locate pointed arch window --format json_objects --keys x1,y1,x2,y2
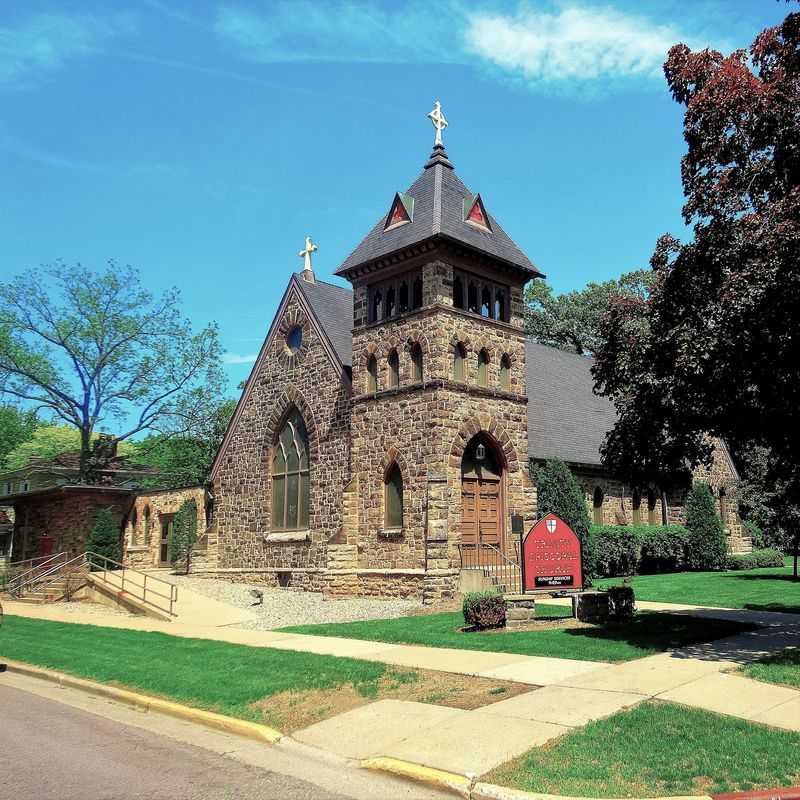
[
  {"x1": 477, "y1": 349, "x2": 490, "y2": 387},
  {"x1": 453, "y1": 275, "x2": 464, "y2": 310},
  {"x1": 385, "y1": 285, "x2": 396, "y2": 318},
  {"x1": 387, "y1": 349, "x2": 400, "y2": 388},
  {"x1": 411, "y1": 343, "x2": 423, "y2": 383},
  {"x1": 481, "y1": 286, "x2": 492, "y2": 317},
  {"x1": 130, "y1": 508, "x2": 138, "y2": 546},
  {"x1": 452, "y1": 342, "x2": 466, "y2": 381},
  {"x1": 399, "y1": 281, "x2": 409, "y2": 313},
  {"x1": 367, "y1": 355, "x2": 378, "y2": 393},
  {"x1": 499, "y1": 354, "x2": 511, "y2": 389},
  {"x1": 371, "y1": 289, "x2": 383, "y2": 323},
  {"x1": 385, "y1": 463, "x2": 404, "y2": 529},
  {"x1": 143, "y1": 507, "x2": 151, "y2": 545},
  {"x1": 412, "y1": 275, "x2": 423, "y2": 309},
  {"x1": 467, "y1": 281, "x2": 479, "y2": 314},
  {"x1": 593, "y1": 487, "x2": 604, "y2": 525},
  {"x1": 272, "y1": 409, "x2": 310, "y2": 532}
]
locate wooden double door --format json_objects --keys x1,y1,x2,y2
[{"x1": 461, "y1": 476, "x2": 503, "y2": 550}]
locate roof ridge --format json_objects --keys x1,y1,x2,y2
[
  {"x1": 526, "y1": 338, "x2": 596, "y2": 364},
  {"x1": 293, "y1": 273, "x2": 353, "y2": 294}
]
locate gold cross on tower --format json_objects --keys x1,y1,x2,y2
[
  {"x1": 427, "y1": 100, "x2": 448, "y2": 147},
  {"x1": 299, "y1": 236, "x2": 318, "y2": 274}
]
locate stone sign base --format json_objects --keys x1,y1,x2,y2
[{"x1": 504, "y1": 594, "x2": 537, "y2": 628}]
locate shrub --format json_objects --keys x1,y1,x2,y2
[
  {"x1": 685, "y1": 483, "x2": 728, "y2": 570},
  {"x1": 168, "y1": 499, "x2": 198, "y2": 574},
  {"x1": 607, "y1": 585, "x2": 636, "y2": 621},
  {"x1": 726, "y1": 548, "x2": 786, "y2": 571},
  {"x1": 586, "y1": 526, "x2": 641, "y2": 578},
  {"x1": 86, "y1": 508, "x2": 122, "y2": 565},
  {"x1": 638, "y1": 525, "x2": 689, "y2": 573},
  {"x1": 534, "y1": 459, "x2": 591, "y2": 546},
  {"x1": 462, "y1": 590, "x2": 506, "y2": 630}
]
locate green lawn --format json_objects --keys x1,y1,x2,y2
[
  {"x1": 487, "y1": 702, "x2": 800, "y2": 798},
  {"x1": 742, "y1": 647, "x2": 800, "y2": 689},
  {"x1": 281, "y1": 607, "x2": 755, "y2": 663},
  {"x1": 0, "y1": 615, "x2": 387, "y2": 723},
  {"x1": 596, "y1": 558, "x2": 800, "y2": 613}
]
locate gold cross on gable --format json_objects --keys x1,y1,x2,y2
[
  {"x1": 427, "y1": 100, "x2": 448, "y2": 147},
  {"x1": 299, "y1": 236, "x2": 317, "y2": 272}
]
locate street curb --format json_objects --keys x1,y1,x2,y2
[
  {"x1": 361, "y1": 757, "x2": 474, "y2": 797},
  {"x1": 472, "y1": 786, "x2": 711, "y2": 800},
  {"x1": 4, "y1": 660, "x2": 282, "y2": 744}
]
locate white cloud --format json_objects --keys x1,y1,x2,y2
[
  {"x1": 0, "y1": 12, "x2": 136, "y2": 89},
  {"x1": 464, "y1": 4, "x2": 719, "y2": 85},
  {"x1": 223, "y1": 352, "x2": 259, "y2": 365},
  {"x1": 214, "y1": 2, "x2": 461, "y2": 64}
]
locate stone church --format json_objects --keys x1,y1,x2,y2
[{"x1": 206, "y1": 110, "x2": 748, "y2": 604}]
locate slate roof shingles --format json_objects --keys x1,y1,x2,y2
[{"x1": 294, "y1": 275, "x2": 354, "y2": 367}]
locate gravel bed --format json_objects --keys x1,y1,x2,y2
[{"x1": 174, "y1": 576, "x2": 422, "y2": 630}]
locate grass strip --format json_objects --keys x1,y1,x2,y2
[
  {"x1": 282, "y1": 608, "x2": 755, "y2": 663},
  {"x1": 596, "y1": 559, "x2": 800, "y2": 613},
  {"x1": 486, "y1": 701, "x2": 800, "y2": 798},
  {"x1": 0, "y1": 615, "x2": 386, "y2": 723},
  {"x1": 742, "y1": 647, "x2": 800, "y2": 689}
]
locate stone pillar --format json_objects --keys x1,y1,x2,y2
[{"x1": 423, "y1": 470, "x2": 458, "y2": 605}]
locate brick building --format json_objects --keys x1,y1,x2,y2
[{"x1": 208, "y1": 123, "x2": 748, "y2": 603}]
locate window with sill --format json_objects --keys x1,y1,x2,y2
[
  {"x1": 452, "y1": 342, "x2": 466, "y2": 381},
  {"x1": 477, "y1": 349, "x2": 490, "y2": 388},
  {"x1": 271, "y1": 409, "x2": 310, "y2": 532},
  {"x1": 387, "y1": 349, "x2": 400, "y2": 388},
  {"x1": 410, "y1": 343, "x2": 423, "y2": 382}
]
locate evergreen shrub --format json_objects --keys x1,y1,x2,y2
[
  {"x1": 586, "y1": 526, "x2": 641, "y2": 578},
  {"x1": 607, "y1": 585, "x2": 636, "y2": 620},
  {"x1": 86, "y1": 508, "x2": 122, "y2": 566},
  {"x1": 533, "y1": 459, "x2": 591, "y2": 546},
  {"x1": 685, "y1": 483, "x2": 728, "y2": 570},
  {"x1": 168, "y1": 499, "x2": 198, "y2": 574}
]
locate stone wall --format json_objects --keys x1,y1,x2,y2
[
  {"x1": 10, "y1": 489, "x2": 129, "y2": 562},
  {"x1": 568, "y1": 436, "x2": 750, "y2": 554},
  {"x1": 123, "y1": 485, "x2": 207, "y2": 569},
  {"x1": 211, "y1": 282, "x2": 351, "y2": 577}
]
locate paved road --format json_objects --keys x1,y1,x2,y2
[{"x1": 0, "y1": 677, "x2": 447, "y2": 800}]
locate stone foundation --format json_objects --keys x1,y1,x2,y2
[{"x1": 504, "y1": 594, "x2": 538, "y2": 628}]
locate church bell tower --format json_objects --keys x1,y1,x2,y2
[{"x1": 334, "y1": 102, "x2": 540, "y2": 603}]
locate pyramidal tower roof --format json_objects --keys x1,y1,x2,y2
[{"x1": 335, "y1": 105, "x2": 542, "y2": 279}]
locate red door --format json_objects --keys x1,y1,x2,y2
[{"x1": 38, "y1": 536, "x2": 55, "y2": 558}]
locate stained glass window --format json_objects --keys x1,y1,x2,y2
[
  {"x1": 385, "y1": 463, "x2": 403, "y2": 529},
  {"x1": 271, "y1": 409, "x2": 310, "y2": 531}
]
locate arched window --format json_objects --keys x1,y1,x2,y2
[
  {"x1": 385, "y1": 285, "x2": 396, "y2": 318},
  {"x1": 371, "y1": 289, "x2": 383, "y2": 323},
  {"x1": 385, "y1": 463, "x2": 403, "y2": 529},
  {"x1": 143, "y1": 507, "x2": 151, "y2": 544},
  {"x1": 399, "y1": 281, "x2": 409, "y2": 313},
  {"x1": 499, "y1": 354, "x2": 511, "y2": 389},
  {"x1": 495, "y1": 289, "x2": 506, "y2": 322},
  {"x1": 387, "y1": 350, "x2": 400, "y2": 388},
  {"x1": 272, "y1": 409, "x2": 310, "y2": 531},
  {"x1": 467, "y1": 281, "x2": 479, "y2": 314},
  {"x1": 452, "y1": 342, "x2": 466, "y2": 381},
  {"x1": 647, "y1": 488, "x2": 657, "y2": 525},
  {"x1": 593, "y1": 487, "x2": 604, "y2": 525},
  {"x1": 719, "y1": 487, "x2": 727, "y2": 520},
  {"x1": 130, "y1": 508, "x2": 138, "y2": 546},
  {"x1": 477, "y1": 349, "x2": 490, "y2": 387},
  {"x1": 367, "y1": 355, "x2": 378, "y2": 393},
  {"x1": 411, "y1": 343, "x2": 423, "y2": 383},
  {"x1": 481, "y1": 286, "x2": 492, "y2": 317},
  {"x1": 632, "y1": 488, "x2": 642, "y2": 525}
]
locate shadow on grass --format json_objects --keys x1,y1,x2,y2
[
  {"x1": 745, "y1": 602, "x2": 800, "y2": 614},
  {"x1": 559, "y1": 613, "x2": 757, "y2": 655}
]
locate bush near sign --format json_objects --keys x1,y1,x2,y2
[{"x1": 521, "y1": 513, "x2": 583, "y2": 593}]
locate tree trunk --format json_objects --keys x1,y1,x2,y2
[
  {"x1": 661, "y1": 489, "x2": 668, "y2": 526},
  {"x1": 793, "y1": 530, "x2": 798, "y2": 582},
  {"x1": 79, "y1": 428, "x2": 92, "y2": 484}
]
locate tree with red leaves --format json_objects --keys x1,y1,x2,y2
[{"x1": 593, "y1": 8, "x2": 800, "y2": 575}]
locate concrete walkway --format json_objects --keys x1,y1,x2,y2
[{"x1": 4, "y1": 597, "x2": 800, "y2": 778}]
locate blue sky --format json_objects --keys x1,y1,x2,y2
[{"x1": 0, "y1": 1, "x2": 787, "y2": 392}]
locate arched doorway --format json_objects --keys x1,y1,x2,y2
[{"x1": 460, "y1": 433, "x2": 505, "y2": 554}]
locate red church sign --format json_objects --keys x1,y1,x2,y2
[{"x1": 521, "y1": 513, "x2": 583, "y2": 592}]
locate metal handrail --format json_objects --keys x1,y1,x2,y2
[
  {"x1": 5, "y1": 552, "x2": 68, "y2": 593},
  {"x1": 7, "y1": 551, "x2": 178, "y2": 617},
  {"x1": 458, "y1": 541, "x2": 522, "y2": 593}
]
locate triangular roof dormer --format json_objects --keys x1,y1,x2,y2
[
  {"x1": 464, "y1": 193, "x2": 491, "y2": 232},
  {"x1": 384, "y1": 192, "x2": 414, "y2": 230}
]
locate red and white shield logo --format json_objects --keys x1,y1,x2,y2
[{"x1": 546, "y1": 519, "x2": 557, "y2": 534}]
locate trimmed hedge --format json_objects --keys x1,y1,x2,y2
[
  {"x1": 462, "y1": 590, "x2": 506, "y2": 629},
  {"x1": 726, "y1": 548, "x2": 785, "y2": 571},
  {"x1": 585, "y1": 525, "x2": 688, "y2": 578}
]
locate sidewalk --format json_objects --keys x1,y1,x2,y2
[{"x1": 4, "y1": 596, "x2": 799, "y2": 778}]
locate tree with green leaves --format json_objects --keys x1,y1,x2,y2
[
  {"x1": 0, "y1": 404, "x2": 39, "y2": 469},
  {"x1": 86, "y1": 508, "x2": 122, "y2": 564},
  {"x1": 684, "y1": 483, "x2": 728, "y2": 571},
  {"x1": 593, "y1": 8, "x2": 800, "y2": 579},
  {"x1": 131, "y1": 399, "x2": 236, "y2": 489},
  {"x1": 168, "y1": 499, "x2": 198, "y2": 574},
  {"x1": 525, "y1": 269, "x2": 654, "y2": 356},
  {"x1": 0, "y1": 261, "x2": 224, "y2": 483},
  {"x1": 533, "y1": 459, "x2": 591, "y2": 544}
]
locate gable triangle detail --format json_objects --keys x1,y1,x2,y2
[
  {"x1": 464, "y1": 193, "x2": 491, "y2": 231},
  {"x1": 384, "y1": 192, "x2": 414, "y2": 230}
]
